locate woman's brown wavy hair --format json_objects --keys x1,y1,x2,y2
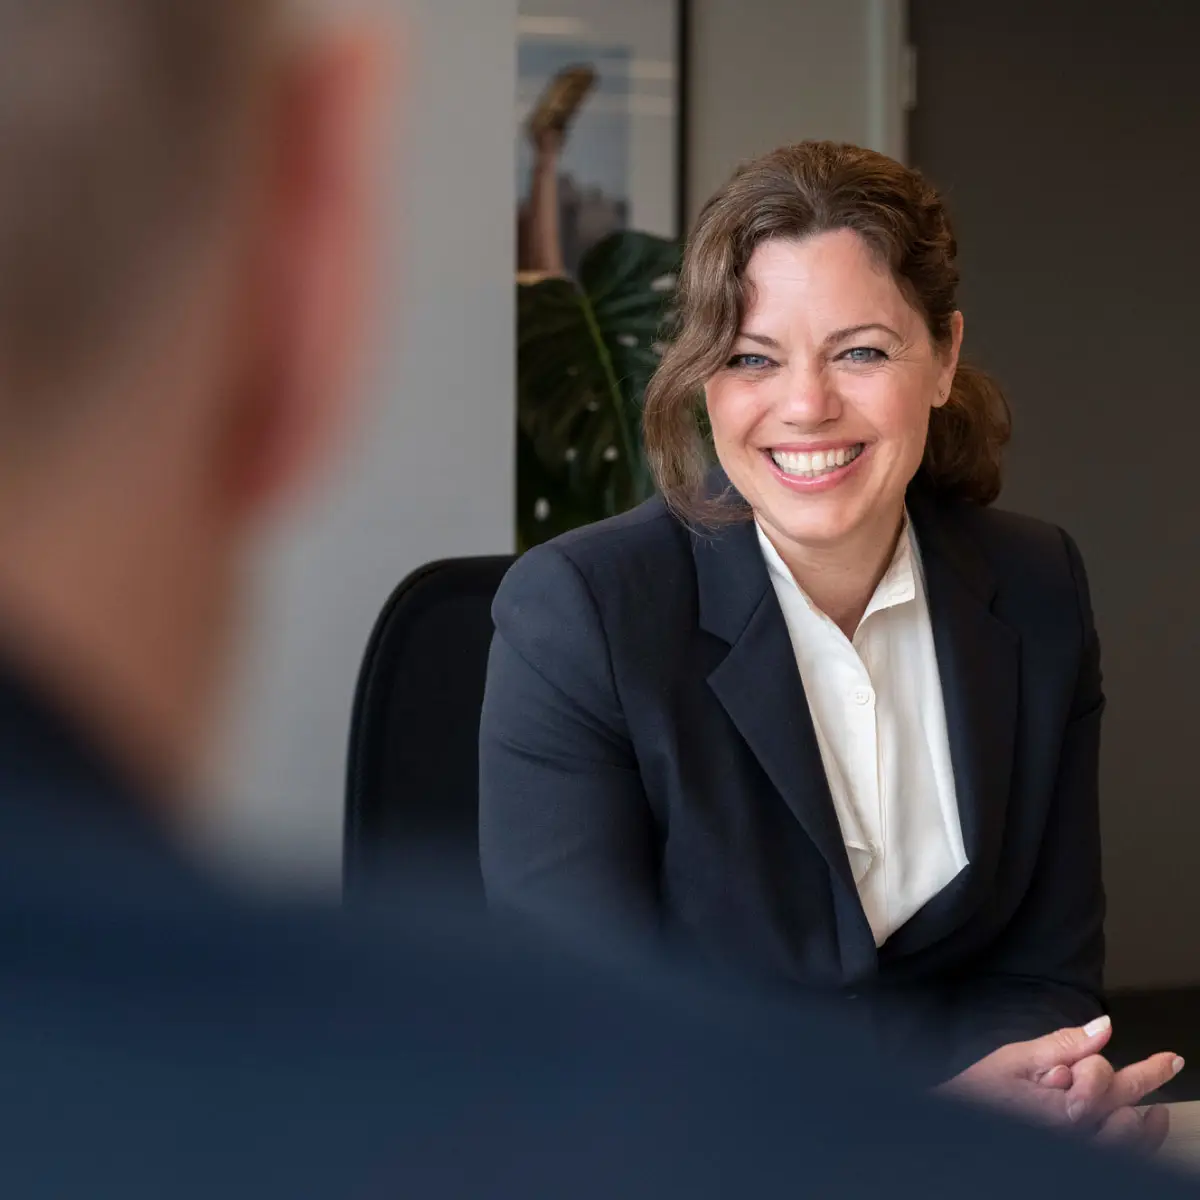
[{"x1": 642, "y1": 141, "x2": 1010, "y2": 523}]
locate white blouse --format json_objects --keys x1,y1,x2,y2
[{"x1": 756, "y1": 516, "x2": 968, "y2": 946}]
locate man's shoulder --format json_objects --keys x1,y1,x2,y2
[{"x1": 0, "y1": 888, "x2": 1188, "y2": 1200}]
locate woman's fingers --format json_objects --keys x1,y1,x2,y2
[
  {"x1": 1107, "y1": 1052, "x2": 1184, "y2": 1112},
  {"x1": 1095, "y1": 1105, "x2": 1145, "y2": 1147},
  {"x1": 940, "y1": 1025, "x2": 1180, "y2": 1140},
  {"x1": 1139, "y1": 1104, "x2": 1172, "y2": 1154},
  {"x1": 1062, "y1": 1054, "x2": 1114, "y2": 1123},
  {"x1": 1095, "y1": 1104, "x2": 1170, "y2": 1153},
  {"x1": 1025, "y1": 1016, "x2": 1114, "y2": 1077},
  {"x1": 1038, "y1": 1064, "x2": 1073, "y2": 1091}
]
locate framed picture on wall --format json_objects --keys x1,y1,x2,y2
[{"x1": 516, "y1": 0, "x2": 688, "y2": 279}]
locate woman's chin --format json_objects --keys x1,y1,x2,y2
[
  {"x1": 759, "y1": 508, "x2": 864, "y2": 552},
  {"x1": 748, "y1": 465, "x2": 906, "y2": 552}
]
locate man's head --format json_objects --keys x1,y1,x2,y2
[{"x1": 0, "y1": 0, "x2": 387, "y2": 799}]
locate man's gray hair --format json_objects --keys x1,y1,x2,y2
[{"x1": 0, "y1": 0, "x2": 280, "y2": 407}]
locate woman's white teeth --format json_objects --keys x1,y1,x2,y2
[{"x1": 771, "y1": 444, "x2": 863, "y2": 478}]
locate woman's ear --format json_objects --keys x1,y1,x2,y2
[{"x1": 934, "y1": 310, "x2": 965, "y2": 407}]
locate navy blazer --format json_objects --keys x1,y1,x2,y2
[{"x1": 479, "y1": 481, "x2": 1107, "y2": 1075}]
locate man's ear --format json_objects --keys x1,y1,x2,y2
[{"x1": 220, "y1": 20, "x2": 392, "y2": 522}]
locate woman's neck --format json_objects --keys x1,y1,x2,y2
[{"x1": 764, "y1": 504, "x2": 906, "y2": 640}]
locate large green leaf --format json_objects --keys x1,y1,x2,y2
[
  {"x1": 517, "y1": 230, "x2": 680, "y2": 548},
  {"x1": 515, "y1": 426, "x2": 602, "y2": 553}
]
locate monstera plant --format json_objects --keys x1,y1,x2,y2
[{"x1": 517, "y1": 230, "x2": 681, "y2": 550}]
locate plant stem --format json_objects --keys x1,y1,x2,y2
[{"x1": 578, "y1": 290, "x2": 638, "y2": 493}]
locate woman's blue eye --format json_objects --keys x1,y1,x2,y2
[
  {"x1": 841, "y1": 346, "x2": 887, "y2": 365},
  {"x1": 728, "y1": 353, "x2": 772, "y2": 370}
]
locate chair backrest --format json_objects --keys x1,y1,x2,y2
[{"x1": 344, "y1": 555, "x2": 515, "y2": 897}]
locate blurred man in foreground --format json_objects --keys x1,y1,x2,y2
[{"x1": 0, "y1": 2, "x2": 1193, "y2": 1197}]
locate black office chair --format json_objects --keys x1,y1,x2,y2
[{"x1": 343, "y1": 555, "x2": 515, "y2": 899}]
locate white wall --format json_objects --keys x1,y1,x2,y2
[
  {"x1": 687, "y1": 0, "x2": 909, "y2": 223},
  {"x1": 203, "y1": 0, "x2": 517, "y2": 892}
]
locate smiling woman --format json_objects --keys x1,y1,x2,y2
[
  {"x1": 479, "y1": 140, "x2": 1180, "y2": 1149},
  {"x1": 644, "y1": 141, "x2": 1010, "y2": 529},
  {"x1": 701, "y1": 229, "x2": 962, "y2": 636}
]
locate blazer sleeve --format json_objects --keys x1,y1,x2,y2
[
  {"x1": 939, "y1": 528, "x2": 1106, "y2": 1071},
  {"x1": 478, "y1": 544, "x2": 661, "y2": 951}
]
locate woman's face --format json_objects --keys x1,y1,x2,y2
[{"x1": 705, "y1": 230, "x2": 962, "y2": 557}]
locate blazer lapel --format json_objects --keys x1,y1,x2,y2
[
  {"x1": 691, "y1": 496, "x2": 877, "y2": 976},
  {"x1": 884, "y1": 488, "x2": 1020, "y2": 959}
]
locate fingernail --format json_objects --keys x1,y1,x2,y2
[
  {"x1": 1173, "y1": 1056, "x2": 1185, "y2": 1076},
  {"x1": 1067, "y1": 1100, "x2": 1086, "y2": 1123},
  {"x1": 1083, "y1": 1015, "x2": 1111, "y2": 1038}
]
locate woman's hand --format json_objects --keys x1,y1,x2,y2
[{"x1": 938, "y1": 1016, "x2": 1182, "y2": 1153}]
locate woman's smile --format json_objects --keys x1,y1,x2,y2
[{"x1": 765, "y1": 442, "x2": 868, "y2": 490}]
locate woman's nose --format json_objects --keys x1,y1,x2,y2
[{"x1": 779, "y1": 366, "x2": 841, "y2": 427}]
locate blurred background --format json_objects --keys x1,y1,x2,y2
[{"x1": 203, "y1": 0, "x2": 1200, "y2": 994}]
